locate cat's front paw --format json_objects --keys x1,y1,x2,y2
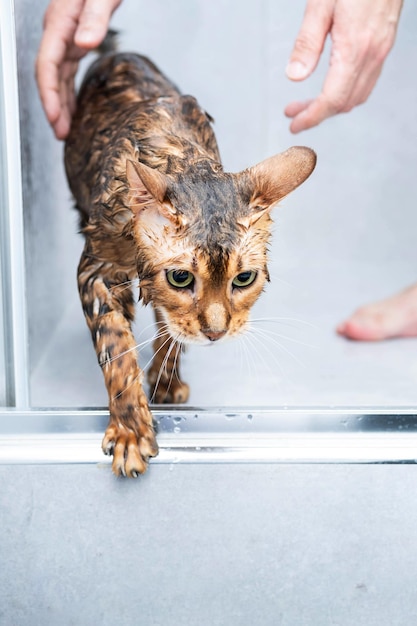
[
  {"x1": 102, "y1": 417, "x2": 159, "y2": 478},
  {"x1": 148, "y1": 374, "x2": 190, "y2": 404}
]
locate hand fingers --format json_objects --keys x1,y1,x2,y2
[
  {"x1": 53, "y1": 62, "x2": 78, "y2": 139},
  {"x1": 75, "y1": 0, "x2": 122, "y2": 48},
  {"x1": 35, "y1": 0, "x2": 83, "y2": 132},
  {"x1": 36, "y1": 29, "x2": 79, "y2": 139},
  {"x1": 336, "y1": 63, "x2": 384, "y2": 121},
  {"x1": 286, "y1": 0, "x2": 334, "y2": 81},
  {"x1": 286, "y1": 45, "x2": 387, "y2": 133},
  {"x1": 35, "y1": 38, "x2": 69, "y2": 125},
  {"x1": 284, "y1": 99, "x2": 313, "y2": 118},
  {"x1": 285, "y1": 0, "x2": 403, "y2": 133},
  {"x1": 36, "y1": 0, "x2": 122, "y2": 138},
  {"x1": 287, "y1": 43, "x2": 362, "y2": 133}
]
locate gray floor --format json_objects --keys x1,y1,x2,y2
[
  {"x1": 28, "y1": 0, "x2": 417, "y2": 409},
  {"x1": 2, "y1": 463, "x2": 417, "y2": 626}
]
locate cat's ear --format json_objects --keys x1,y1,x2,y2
[
  {"x1": 242, "y1": 147, "x2": 316, "y2": 226},
  {"x1": 126, "y1": 160, "x2": 181, "y2": 225}
]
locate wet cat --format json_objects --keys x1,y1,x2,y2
[{"x1": 64, "y1": 47, "x2": 316, "y2": 478}]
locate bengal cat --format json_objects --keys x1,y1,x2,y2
[{"x1": 64, "y1": 48, "x2": 316, "y2": 478}]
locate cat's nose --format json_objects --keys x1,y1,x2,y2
[{"x1": 203, "y1": 329, "x2": 227, "y2": 342}]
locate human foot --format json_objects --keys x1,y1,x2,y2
[{"x1": 337, "y1": 284, "x2": 417, "y2": 341}]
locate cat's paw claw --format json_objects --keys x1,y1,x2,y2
[
  {"x1": 103, "y1": 441, "x2": 115, "y2": 456},
  {"x1": 102, "y1": 422, "x2": 158, "y2": 477}
]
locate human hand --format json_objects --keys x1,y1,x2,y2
[
  {"x1": 285, "y1": 0, "x2": 403, "y2": 133},
  {"x1": 36, "y1": 0, "x2": 122, "y2": 140}
]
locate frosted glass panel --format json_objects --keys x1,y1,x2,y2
[{"x1": 7, "y1": 0, "x2": 417, "y2": 410}]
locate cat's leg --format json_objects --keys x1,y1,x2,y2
[
  {"x1": 78, "y1": 249, "x2": 158, "y2": 477},
  {"x1": 147, "y1": 308, "x2": 190, "y2": 404}
]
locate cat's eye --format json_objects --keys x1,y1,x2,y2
[
  {"x1": 166, "y1": 269, "x2": 195, "y2": 289},
  {"x1": 232, "y1": 271, "x2": 257, "y2": 289}
]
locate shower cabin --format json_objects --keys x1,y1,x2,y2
[{"x1": 1, "y1": 0, "x2": 417, "y2": 624}]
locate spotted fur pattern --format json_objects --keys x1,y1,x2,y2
[{"x1": 65, "y1": 49, "x2": 316, "y2": 477}]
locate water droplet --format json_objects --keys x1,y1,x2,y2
[
  {"x1": 169, "y1": 457, "x2": 180, "y2": 471},
  {"x1": 247, "y1": 414, "x2": 253, "y2": 421},
  {"x1": 173, "y1": 416, "x2": 182, "y2": 425},
  {"x1": 173, "y1": 426, "x2": 181, "y2": 434},
  {"x1": 225, "y1": 413, "x2": 237, "y2": 420}
]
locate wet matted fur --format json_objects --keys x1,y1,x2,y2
[{"x1": 65, "y1": 49, "x2": 316, "y2": 477}]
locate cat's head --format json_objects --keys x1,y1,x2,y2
[{"x1": 126, "y1": 147, "x2": 316, "y2": 345}]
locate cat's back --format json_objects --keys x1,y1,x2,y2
[
  {"x1": 78, "y1": 52, "x2": 180, "y2": 110},
  {"x1": 65, "y1": 53, "x2": 180, "y2": 211},
  {"x1": 65, "y1": 51, "x2": 220, "y2": 223},
  {"x1": 67, "y1": 52, "x2": 182, "y2": 164}
]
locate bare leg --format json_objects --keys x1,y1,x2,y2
[
  {"x1": 147, "y1": 308, "x2": 190, "y2": 404},
  {"x1": 337, "y1": 283, "x2": 417, "y2": 341}
]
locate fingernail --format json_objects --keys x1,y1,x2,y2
[
  {"x1": 75, "y1": 27, "x2": 96, "y2": 45},
  {"x1": 286, "y1": 61, "x2": 308, "y2": 80}
]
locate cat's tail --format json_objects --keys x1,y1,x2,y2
[{"x1": 97, "y1": 29, "x2": 119, "y2": 55}]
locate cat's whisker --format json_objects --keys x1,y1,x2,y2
[
  {"x1": 106, "y1": 340, "x2": 148, "y2": 365},
  {"x1": 111, "y1": 332, "x2": 175, "y2": 401},
  {"x1": 250, "y1": 316, "x2": 318, "y2": 330},
  {"x1": 252, "y1": 326, "x2": 318, "y2": 350},
  {"x1": 108, "y1": 278, "x2": 139, "y2": 293},
  {"x1": 170, "y1": 337, "x2": 186, "y2": 387},
  {"x1": 245, "y1": 332, "x2": 289, "y2": 385},
  {"x1": 149, "y1": 333, "x2": 182, "y2": 403},
  {"x1": 105, "y1": 327, "x2": 172, "y2": 365},
  {"x1": 244, "y1": 329, "x2": 283, "y2": 379},
  {"x1": 237, "y1": 333, "x2": 259, "y2": 381},
  {"x1": 249, "y1": 329, "x2": 288, "y2": 390},
  {"x1": 160, "y1": 338, "x2": 176, "y2": 379},
  {"x1": 152, "y1": 322, "x2": 171, "y2": 338},
  {"x1": 166, "y1": 341, "x2": 183, "y2": 394},
  {"x1": 236, "y1": 335, "x2": 252, "y2": 377},
  {"x1": 110, "y1": 364, "x2": 146, "y2": 400},
  {"x1": 160, "y1": 334, "x2": 184, "y2": 385},
  {"x1": 141, "y1": 331, "x2": 176, "y2": 374},
  {"x1": 147, "y1": 326, "x2": 172, "y2": 343},
  {"x1": 165, "y1": 335, "x2": 186, "y2": 384},
  {"x1": 265, "y1": 273, "x2": 294, "y2": 288},
  {"x1": 247, "y1": 326, "x2": 306, "y2": 369},
  {"x1": 110, "y1": 336, "x2": 173, "y2": 399},
  {"x1": 242, "y1": 336, "x2": 257, "y2": 378},
  {"x1": 133, "y1": 319, "x2": 165, "y2": 341}
]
